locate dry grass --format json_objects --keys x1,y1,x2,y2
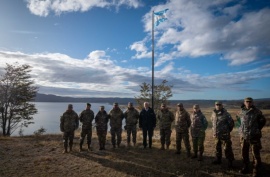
[{"x1": 1, "y1": 108, "x2": 270, "y2": 177}]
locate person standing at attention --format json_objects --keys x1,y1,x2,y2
[
  {"x1": 60, "y1": 104, "x2": 79, "y2": 153},
  {"x1": 79, "y1": 103, "x2": 94, "y2": 152},
  {"x1": 139, "y1": 102, "x2": 156, "y2": 149}
]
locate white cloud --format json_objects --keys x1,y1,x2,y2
[
  {"x1": 26, "y1": 0, "x2": 142, "y2": 16},
  {"x1": 130, "y1": 40, "x2": 151, "y2": 59},
  {"x1": 140, "y1": 0, "x2": 270, "y2": 67},
  {"x1": 1, "y1": 50, "x2": 269, "y2": 98},
  {"x1": 224, "y1": 47, "x2": 258, "y2": 66}
]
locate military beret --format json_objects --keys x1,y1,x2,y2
[
  {"x1": 177, "y1": 103, "x2": 183, "y2": 107},
  {"x1": 244, "y1": 97, "x2": 253, "y2": 102},
  {"x1": 113, "y1": 102, "x2": 118, "y2": 106},
  {"x1": 68, "y1": 104, "x2": 73, "y2": 108},
  {"x1": 100, "y1": 106, "x2": 105, "y2": 109},
  {"x1": 193, "y1": 104, "x2": 200, "y2": 109},
  {"x1": 86, "y1": 103, "x2": 91, "y2": 106},
  {"x1": 215, "y1": 101, "x2": 222, "y2": 105}
]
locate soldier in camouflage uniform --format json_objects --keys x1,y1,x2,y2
[
  {"x1": 79, "y1": 103, "x2": 94, "y2": 152},
  {"x1": 124, "y1": 102, "x2": 140, "y2": 147},
  {"x1": 95, "y1": 106, "x2": 109, "y2": 150},
  {"x1": 211, "y1": 101, "x2": 235, "y2": 168},
  {"x1": 157, "y1": 103, "x2": 174, "y2": 150},
  {"x1": 238, "y1": 97, "x2": 266, "y2": 177},
  {"x1": 108, "y1": 102, "x2": 124, "y2": 148},
  {"x1": 60, "y1": 104, "x2": 79, "y2": 153},
  {"x1": 190, "y1": 104, "x2": 208, "y2": 161},
  {"x1": 174, "y1": 103, "x2": 191, "y2": 157}
]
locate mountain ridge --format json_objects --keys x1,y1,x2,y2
[{"x1": 34, "y1": 93, "x2": 270, "y2": 108}]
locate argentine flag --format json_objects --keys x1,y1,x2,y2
[{"x1": 154, "y1": 9, "x2": 169, "y2": 26}]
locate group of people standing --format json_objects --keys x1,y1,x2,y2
[{"x1": 60, "y1": 97, "x2": 266, "y2": 177}]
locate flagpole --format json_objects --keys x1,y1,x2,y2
[{"x1": 151, "y1": 11, "x2": 154, "y2": 110}]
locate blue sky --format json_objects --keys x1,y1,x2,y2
[{"x1": 0, "y1": 0, "x2": 270, "y2": 100}]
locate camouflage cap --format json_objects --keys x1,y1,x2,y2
[
  {"x1": 193, "y1": 104, "x2": 200, "y2": 109},
  {"x1": 177, "y1": 103, "x2": 183, "y2": 107},
  {"x1": 113, "y1": 102, "x2": 118, "y2": 106},
  {"x1": 244, "y1": 97, "x2": 253, "y2": 102},
  {"x1": 100, "y1": 105, "x2": 105, "y2": 109},
  {"x1": 215, "y1": 101, "x2": 222, "y2": 105},
  {"x1": 68, "y1": 104, "x2": 73, "y2": 108},
  {"x1": 86, "y1": 103, "x2": 91, "y2": 106}
]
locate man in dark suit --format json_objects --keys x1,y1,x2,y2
[{"x1": 139, "y1": 102, "x2": 156, "y2": 149}]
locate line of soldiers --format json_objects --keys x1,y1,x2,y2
[{"x1": 60, "y1": 97, "x2": 266, "y2": 177}]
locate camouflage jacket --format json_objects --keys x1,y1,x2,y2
[
  {"x1": 239, "y1": 106, "x2": 266, "y2": 140},
  {"x1": 174, "y1": 109, "x2": 191, "y2": 133},
  {"x1": 191, "y1": 110, "x2": 208, "y2": 137},
  {"x1": 211, "y1": 108, "x2": 234, "y2": 139},
  {"x1": 109, "y1": 108, "x2": 124, "y2": 128},
  {"x1": 157, "y1": 109, "x2": 174, "y2": 129},
  {"x1": 60, "y1": 110, "x2": 79, "y2": 132},
  {"x1": 95, "y1": 111, "x2": 109, "y2": 132},
  {"x1": 124, "y1": 108, "x2": 139, "y2": 126},
  {"x1": 79, "y1": 109, "x2": 94, "y2": 130}
]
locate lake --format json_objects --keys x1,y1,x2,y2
[{"x1": 13, "y1": 102, "x2": 126, "y2": 136}]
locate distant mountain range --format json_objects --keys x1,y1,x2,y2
[
  {"x1": 34, "y1": 93, "x2": 134, "y2": 105},
  {"x1": 34, "y1": 93, "x2": 270, "y2": 109}
]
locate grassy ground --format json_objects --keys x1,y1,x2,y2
[{"x1": 1, "y1": 108, "x2": 270, "y2": 177}]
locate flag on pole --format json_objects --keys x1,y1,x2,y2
[{"x1": 154, "y1": 9, "x2": 169, "y2": 26}]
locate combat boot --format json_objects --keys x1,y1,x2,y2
[
  {"x1": 133, "y1": 142, "x2": 136, "y2": 147},
  {"x1": 69, "y1": 142, "x2": 73, "y2": 152},
  {"x1": 227, "y1": 160, "x2": 233, "y2": 169},
  {"x1": 175, "y1": 150, "x2": 181, "y2": 154},
  {"x1": 79, "y1": 142, "x2": 83, "y2": 152},
  {"x1": 252, "y1": 162, "x2": 262, "y2": 177},
  {"x1": 252, "y1": 167, "x2": 258, "y2": 177},
  {"x1": 113, "y1": 144, "x2": 116, "y2": 149},
  {"x1": 187, "y1": 150, "x2": 191, "y2": 157},
  {"x1": 212, "y1": 158, "x2": 222, "y2": 165},
  {"x1": 166, "y1": 144, "x2": 170, "y2": 150},
  {"x1": 240, "y1": 164, "x2": 249, "y2": 174},
  {"x1": 160, "y1": 144, "x2": 165, "y2": 150},
  {"x1": 127, "y1": 142, "x2": 131, "y2": 147},
  {"x1": 87, "y1": 143, "x2": 92, "y2": 151},
  {"x1": 191, "y1": 152, "x2": 197, "y2": 159},
  {"x1": 63, "y1": 145, "x2": 68, "y2": 154},
  {"x1": 99, "y1": 142, "x2": 102, "y2": 150}
]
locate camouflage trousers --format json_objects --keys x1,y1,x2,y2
[
  {"x1": 97, "y1": 130, "x2": 107, "y2": 146},
  {"x1": 176, "y1": 131, "x2": 191, "y2": 152},
  {"x1": 214, "y1": 138, "x2": 234, "y2": 161},
  {"x1": 192, "y1": 136, "x2": 205, "y2": 153},
  {"x1": 126, "y1": 125, "x2": 137, "y2": 144},
  {"x1": 63, "y1": 131, "x2": 75, "y2": 147},
  {"x1": 110, "y1": 127, "x2": 122, "y2": 146},
  {"x1": 80, "y1": 128, "x2": 92, "y2": 145},
  {"x1": 240, "y1": 137, "x2": 262, "y2": 168},
  {"x1": 160, "y1": 128, "x2": 172, "y2": 146}
]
